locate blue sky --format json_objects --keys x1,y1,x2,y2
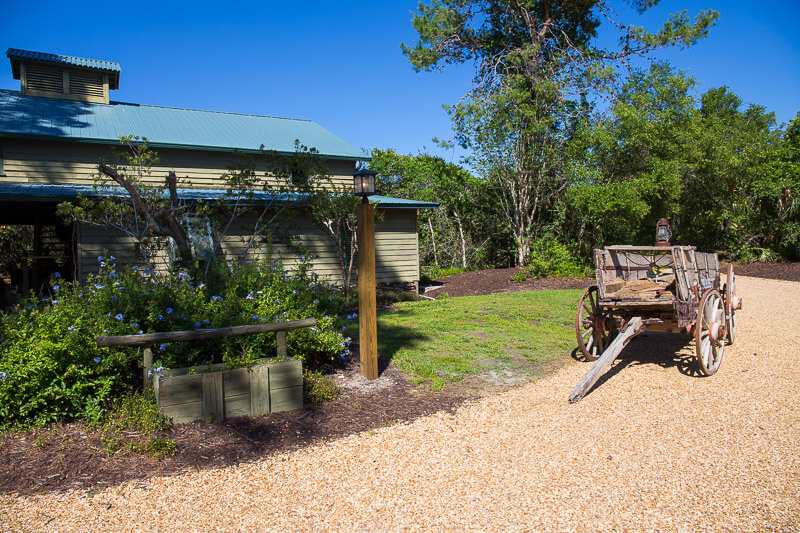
[{"x1": 2, "y1": 1, "x2": 798, "y2": 164}]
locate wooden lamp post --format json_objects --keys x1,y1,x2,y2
[{"x1": 353, "y1": 168, "x2": 378, "y2": 379}]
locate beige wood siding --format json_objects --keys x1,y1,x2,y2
[
  {"x1": 0, "y1": 139, "x2": 355, "y2": 191},
  {"x1": 77, "y1": 208, "x2": 420, "y2": 285}
]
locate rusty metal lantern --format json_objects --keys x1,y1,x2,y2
[{"x1": 655, "y1": 218, "x2": 671, "y2": 247}]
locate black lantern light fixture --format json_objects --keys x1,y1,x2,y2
[{"x1": 353, "y1": 168, "x2": 377, "y2": 201}]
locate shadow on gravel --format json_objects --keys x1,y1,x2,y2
[{"x1": 573, "y1": 331, "x2": 706, "y2": 400}]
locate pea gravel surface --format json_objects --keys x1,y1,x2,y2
[{"x1": 2, "y1": 276, "x2": 798, "y2": 531}]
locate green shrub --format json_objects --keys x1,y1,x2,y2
[
  {"x1": 98, "y1": 392, "x2": 175, "y2": 458},
  {"x1": 303, "y1": 370, "x2": 340, "y2": 404},
  {"x1": 420, "y1": 265, "x2": 467, "y2": 283},
  {"x1": 510, "y1": 270, "x2": 528, "y2": 283},
  {"x1": 0, "y1": 255, "x2": 353, "y2": 428},
  {"x1": 527, "y1": 235, "x2": 590, "y2": 279}
]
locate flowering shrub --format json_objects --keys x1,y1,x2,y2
[{"x1": 0, "y1": 256, "x2": 353, "y2": 428}]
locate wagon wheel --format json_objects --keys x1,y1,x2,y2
[
  {"x1": 695, "y1": 288, "x2": 727, "y2": 376},
  {"x1": 723, "y1": 263, "x2": 738, "y2": 345},
  {"x1": 575, "y1": 286, "x2": 614, "y2": 361}
]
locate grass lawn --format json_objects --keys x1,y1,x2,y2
[{"x1": 373, "y1": 289, "x2": 582, "y2": 390}]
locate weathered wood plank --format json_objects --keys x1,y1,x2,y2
[
  {"x1": 270, "y1": 386, "x2": 303, "y2": 413},
  {"x1": 202, "y1": 372, "x2": 224, "y2": 423},
  {"x1": 157, "y1": 373, "x2": 203, "y2": 407},
  {"x1": 569, "y1": 316, "x2": 644, "y2": 403},
  {"x1": 250, "y1": 365, "x2": 270, "y2": 416},
  {"x1": 97, "y1": 318, "x2": 316, "y2": 347},
  {"x1": 268, "y1": 360, "x2": 302, "y2": 390},
  {"x1": 223, "y1": 394, "x2": 251, "y2": 419},
  {"x1": 162, "y1": 401, "x2": 204, "y2": 424},
  {"x1": 222, "y1": 367, "x2": 250, "y2": 398}
]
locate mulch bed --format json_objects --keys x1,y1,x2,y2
[{"x1": 2, "y1": 262, "x2": 797, "y2": 496}]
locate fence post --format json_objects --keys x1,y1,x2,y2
[
  {"x1": 276, "y1": 331, "x2": 287, "y2": 358},
  {"x1": 143, "y1": 345, "x2": 153, "y2": 390}
]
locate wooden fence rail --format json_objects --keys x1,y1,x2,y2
[{"x1": 96, "y1": 318, "x2": 317, "y2": 388}]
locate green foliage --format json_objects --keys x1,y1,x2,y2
[
  {"x1": 307, "y1": 185, "x2": 361, "y2": 299},
  {"x1": 510, "y1": 271, "x2": 528, "y2": 283},
  {"x1": 303, "y1": 370, "x2": 340, "y2": 404},
  {"x1": 420, "y1": 265, "x2": 467, "y2": 283},
  {"x1": 370, "y1": 149, "x2": 493, "y2": 270},
  {"x1": 98, "y1": 392, "x2": 175, "y2": 458},
  {"x1": 378, "y1": 289, "x2": 580, "y2": 390},
  {"x1": 526, "y1": 235, "x2": 589, "y2": 279},
  {"x1": 0, "y1": 256, "x2": 353, "y2": 429},
  {"x1": 402, "y1": 0, "x2": 717, "y2": 265}
]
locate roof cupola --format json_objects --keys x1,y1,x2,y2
[{"x1": 6, "y1": 48, "x2": 120, "y2": 104}]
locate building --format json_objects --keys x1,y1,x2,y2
[{"x1": 0, "y1": 48, "x2": 434, "y2": 298}]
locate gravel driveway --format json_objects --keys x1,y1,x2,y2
[{"x1": 2, "y1": 276, "x2": 798, "y2": 531}]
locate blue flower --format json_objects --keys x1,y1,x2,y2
[
  {"x1": 157, "y1": 314, "x2": 164, "y2": 321},
  {"x1": 67, "y1": 326, "x2": 76, "y2": 332},
  {"x1": 110, "y1": 255, "x2": 116, "y2": 261},
  {"x1": 159, "y1": 344, "x2": 167, "y2": 351},
  {"x1": 93, "y1": 357, "x2": 102, "y2": 364},
  {"x1": 0, "y1": 371, "x2": 7, "y2": 380},
  {"x1": 53, "y1": 285, "x2": 60, "y2": 292},
  {"x1": 110, "y1": 295, "x2": 117, "y2": 301},
  {"x1": 194, "y1": 322, "x2": 202, "y2": 328},
  {"x1": 154, "y1": 366, "x2": 165, "y2": 372},
  {"x1": 94, "y1": 284, "x2": 105, "y2": 290},
  {"x1": 97, "y1": 256, "x2": 103, "y2": 263},
  {"x1": 51, "y1": 300, "x2": 59, "y2": 305},
  {"x1": 211, "y1": 295, "x2": 223, "y2": 302},
  {"x1": 132, "y1": 322, "x2": 139, "y2": 328},
  {"x1": 53, "y1": 272, "x2": 61, "y2": 278},
  {"x1": 166, "y1": 307, "x2": 174, "y2": 314},
  {"x1": 251, "y1": 314, "x2": 259, "y2": 320},
  {"x1": 328, "y1": 297, "x2": 333, "y2": 301},
  {"x1": 246, "y1": 292, "x2": 254, "y2": 300},
  {"x1": 298, "y1": 254, "x2": 305, "y2": 260},
  {"x1": 310, "y1": 327, "x2": 317, "y2": 333},
  {"x1": 114, "y1": 314, "x2": 124, "y2": 321},
  {"x1": 198, "y1": 283, "x2": 206, "y2": 290}
]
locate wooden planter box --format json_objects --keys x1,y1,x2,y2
[{"x1": 152, "y1": 359, "x2": 303, "y2": 424}]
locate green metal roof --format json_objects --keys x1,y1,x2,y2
[
  {"x1": 0, "y1": 89, "x2": 368, "y2": 160},
  {"x1": 0, "y1": 183, "x2": 438, "y2": 209},
  {"x1": 6, "y1": 48, "x2": 121, "y2": 89}
]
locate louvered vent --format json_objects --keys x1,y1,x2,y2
[
  {"x1": 25, "y1": 64, "x2": 64, "y2": 94},
  {"x1": 69, "y1": 70, "x2": 105, "y2": 99}
]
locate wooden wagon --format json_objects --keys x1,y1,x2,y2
[{"x1": 569, "y1": 243, "x2": 742, "y2": 403}]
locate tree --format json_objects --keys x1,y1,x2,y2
[
  {"x1": 563, "y1": 62, "x2": 698, "y2": 254},
  {"x1": 680, "y1": 88, "x2": 788, "y2": 259},
  {"x1": 307, "y1": 186, "x2": 361, "y2": 299},
  {"x1": 369, "y1": 149, "x2": 493, "y2": 269},
  {"x1": 58, "y1": 136, "x2": 191, "y2": 269},
  {"x1": 402, "y1": 0, "x2": 718, "y2": 264},
  {"x1": 58, "y1": 137, "x2": 325, "y2": 271}
]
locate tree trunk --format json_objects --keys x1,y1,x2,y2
[
  {"x1": 427, "y1": 217, "x2": 439, "y2": 267},
  {"x1": 454, "y1": 212, "x2": 467, "y2": 269}
]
